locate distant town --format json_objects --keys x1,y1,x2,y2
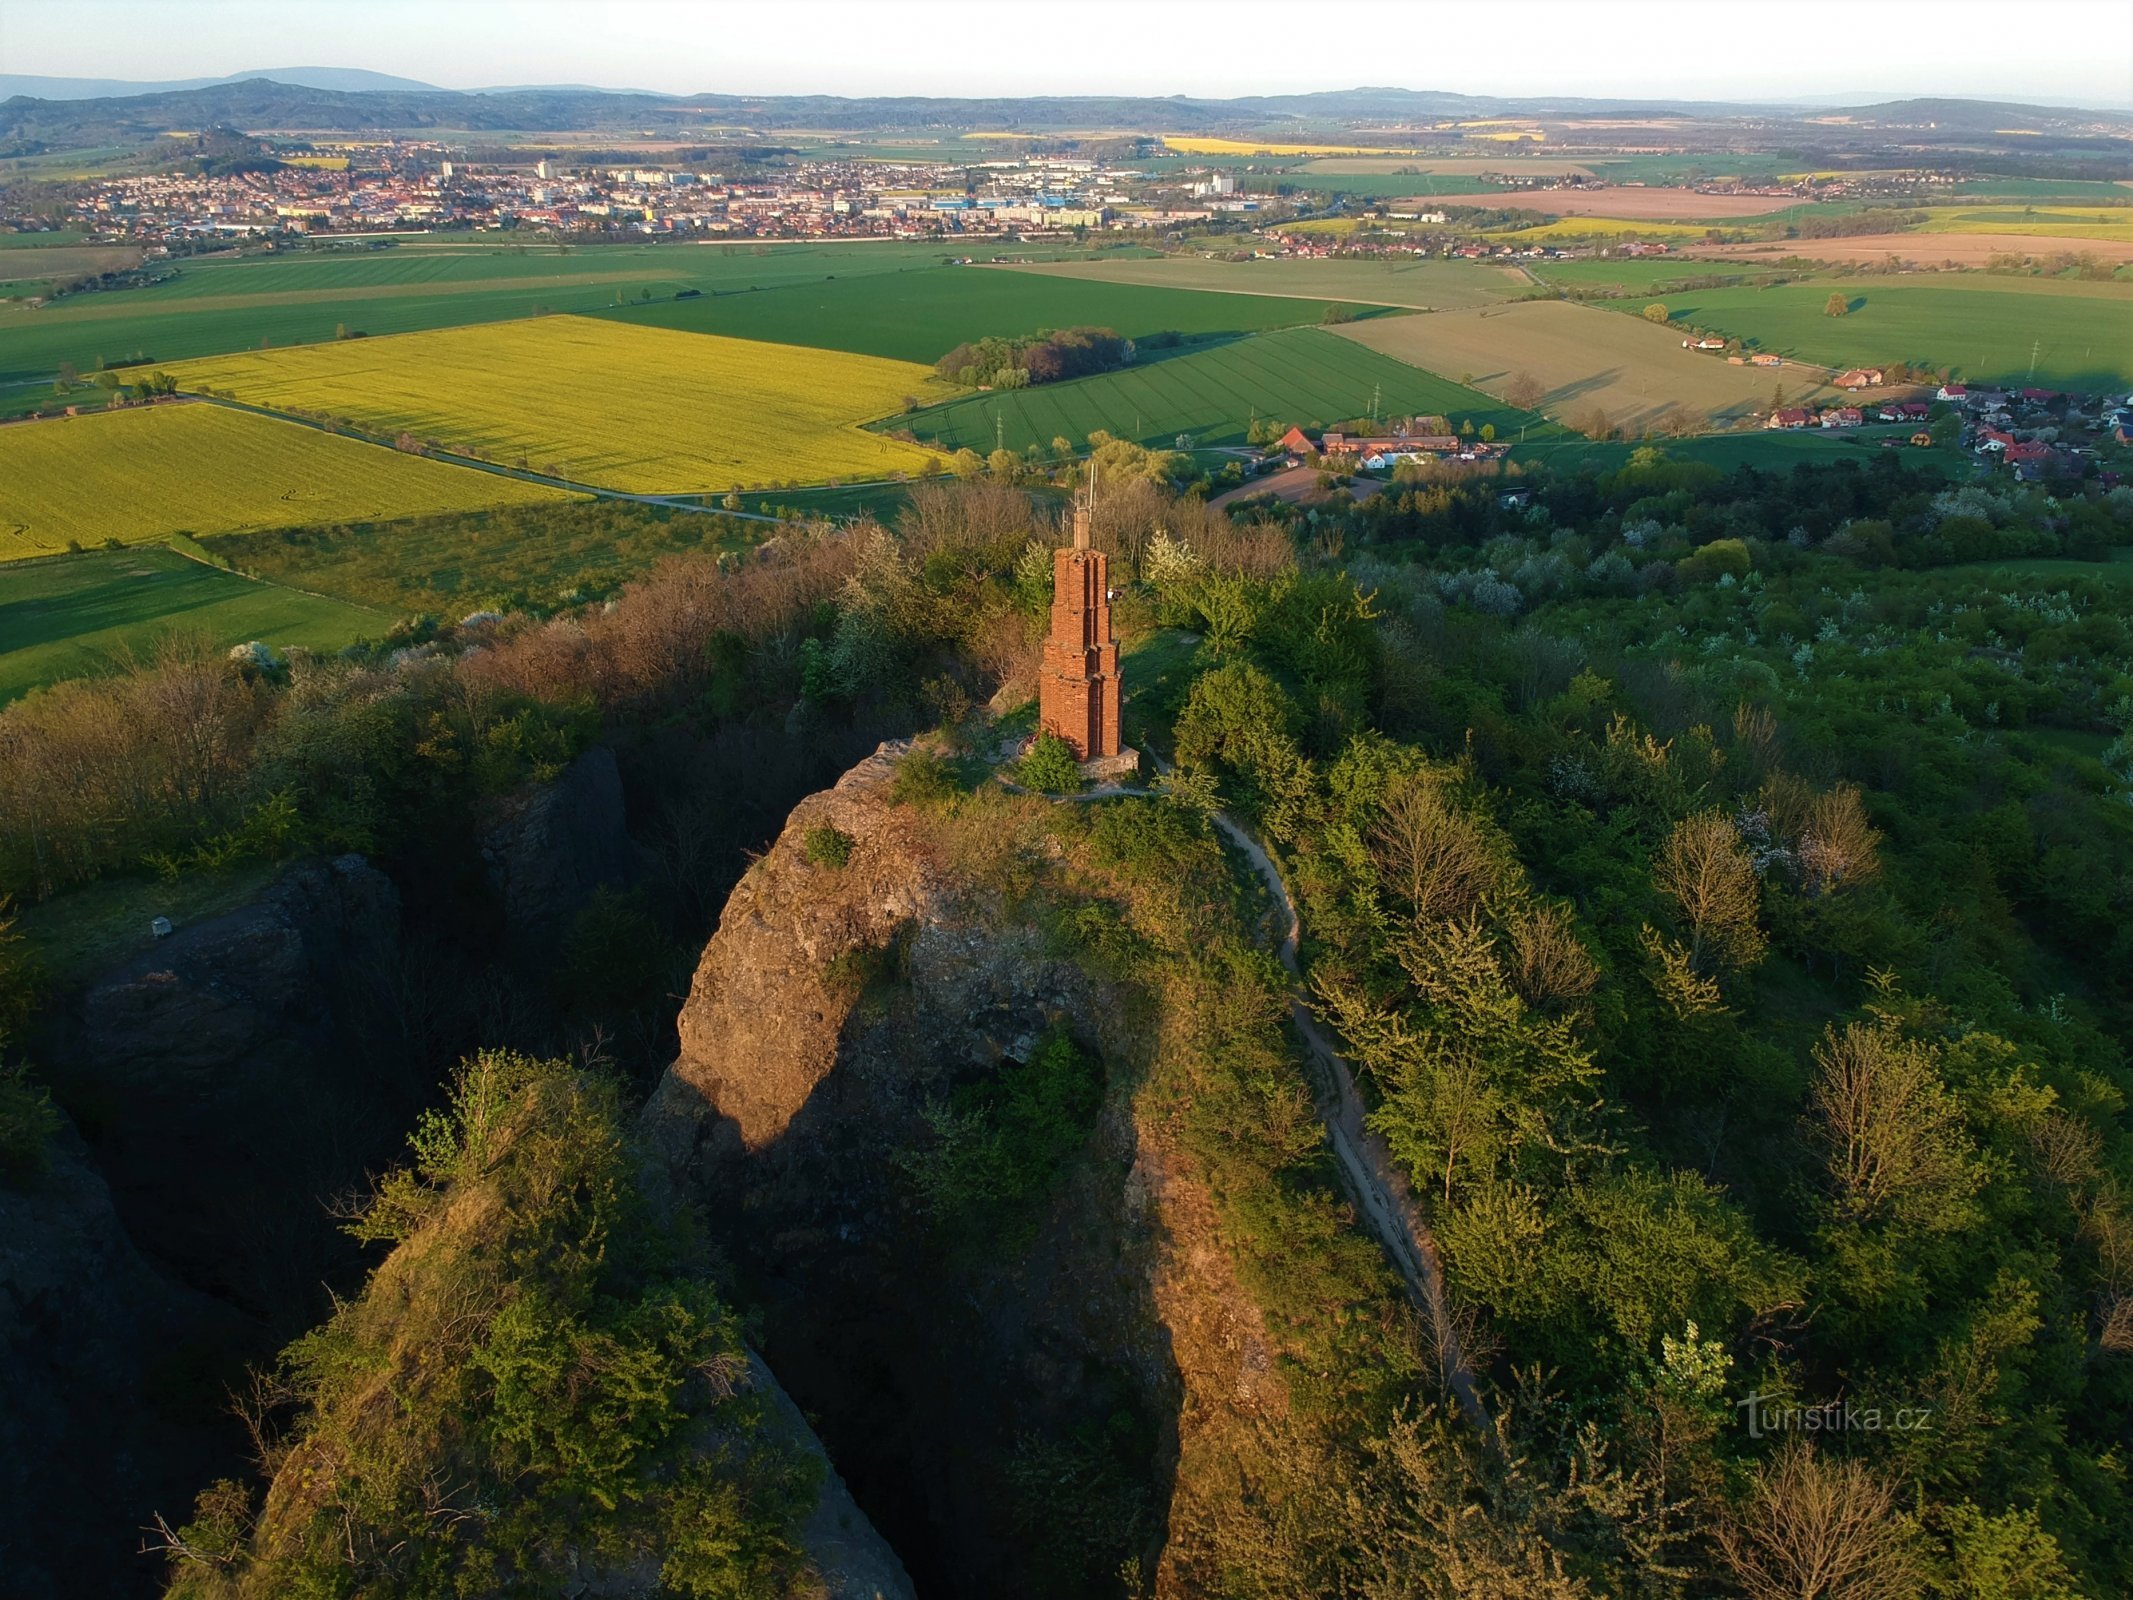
[{"x1": 37, "y1": 135, "x2": 1886, "y2": 253}]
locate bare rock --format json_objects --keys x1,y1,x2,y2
[{"x1": 479, "y1": 746, "x2": 633, "y2": 948}]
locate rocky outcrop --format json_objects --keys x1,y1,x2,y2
[
  {"x1": 479, "y1": 746, "x2": 633, "y2": 949},
  {"x1": 643, "y1": 741, "x2": 1290, "y2": 1596},
  {"x1": 0, "y1": 1130, "x2": 235, "y2": 1600},
  {"x1": 746, "y1": 1352, "x2": 917, "y2": 1600},
  {"x1": 59, "y1": 853, "x2": 406, "y2": 1322}
]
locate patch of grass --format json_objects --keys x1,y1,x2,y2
[
  {"x1": 0, "y1": 404, "x2": 575, "y2": 559},
  {"x1": 0, "y1": 546, "x2": 385, "y2": 704},
  {"x1": 173, "y1": 318, "x2": 946, "y2": 492},
  {"x1": 801, "y1": 824, "x2": 853, "y2": 869},
  {"x1": 14, "y1": 860, "x2": 282, "y2": 985}
]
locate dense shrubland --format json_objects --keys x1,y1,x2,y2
[
  {"x1": 1134, "y1": 456, "x2": 2133, "y2": 1594},
  {"x1": 5, "y1": 444, "x2": 2130, "y2": 1593}
]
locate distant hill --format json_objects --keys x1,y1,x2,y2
[
  {"x1": 0, "y1": 65, "x2": 442, "y2": 101},
  {"x1": 1, "y1": 77, "x2": 2125, "y2": 156},
  {"x1": 1836, "y1": 96, "x2": 2131, "y2": 129}
]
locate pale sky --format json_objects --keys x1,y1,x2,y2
[{"x1": 4, "y1": 0, "x2": 2131, "y2": 107}]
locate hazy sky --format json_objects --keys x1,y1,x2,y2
[{"x1": 5, "y1": 0, "x2": 2131, "y2": 106}]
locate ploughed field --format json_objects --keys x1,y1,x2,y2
[
  {"x1": 0, "y1": 544, "x2": 385, "y2": 704},
  {"x1": 1645, "y1": 276, "x2": 2133, "y2": 389},
  {"x1": 0, "y1": 402, "x2": 575, "y2": 557},
  {"x1": 171, "y1": 317, "x2": 947, "y2": 493},
  {"x1": 897, "y1": 324, "x2": 1563, "y2": 453},
  {"x1": 1329, "y1": 299, "x2": 1838, "y2": 432}
]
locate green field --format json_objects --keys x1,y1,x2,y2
[
  {"x1": 0, "y1": 231, "x2": 90, "y2": 249},
  {"x1": 1000, "y1": 256, "x2": 1530, "y2": 310},
  {"x1": 0, "y1": 239, "x2": 1104, "y2": 383},
  {"x1": 896, "y1": 325, "x2": 1561, "y2": 453},
  {"x1": 0, "y1": 545, "x2": 385, "y2": 703},
  {"x1": 0, "y1": 403, "x2": 577, "y2": 556},
  {"x1": 1650, "y1": 276, "x2": 2133, "y2": 389},
  {"x1": 597, "y1": 262, "x2": 1358, "y2": 364},
  {"x1": 1525, "y1": 258, "x2": 1792, "y2": 296}
]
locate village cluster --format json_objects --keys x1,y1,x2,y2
[{"x1": 1765, "y1": 378, "x2": 2133, "y2": 481}]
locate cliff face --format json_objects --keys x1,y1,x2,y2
[
  {"x1": 60, "y1": 854, "x2": 405, "y2": 1316},
  {"x1": 644, "y1": 744, "x2": 1287, "y2": 1596},
  {"x1": 479, "y1": 746, "x2": 635, "y2": 951},
  {"x1": 0, "y1": 1133, "x2": 235, "y2": 1600}
]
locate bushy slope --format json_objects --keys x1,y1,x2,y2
[{"x1": 160, "y1": 1051, "x2": 821, "y2": 1599}]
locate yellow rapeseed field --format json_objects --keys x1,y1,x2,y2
[
  {"x1": 1915, "y1": 204, "x2": 2133, "y2": 242},
  {"x1": 0, "y1": 403, "x2": 576, "y2": 560},
  {"x1": 173, "y1": 317, "x2": 946, "y2": 493},
  {"x1": 1484, "y1": 216, "x2": 1723, "y2": 243}
]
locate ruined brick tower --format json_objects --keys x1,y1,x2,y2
[{"x1": 1038, "y1": 493, "x2": 1122, "y2": 760}]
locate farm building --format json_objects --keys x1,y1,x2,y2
[
  {"x1": 1879, "y1": 402, "x2": 1931, "y2": 423},
  {"x1": 1937, "y1": 382, "x2": 1969, "y2": 402},
  {"x1": 1683, "y1": 336, "x2": 1728, "y2": 351},
  {"x1": 1767, "y1": 407, "x2": 1816, "y2": 430},
  {"x1": 1835, "y1": 368, "x2": 1885, "y2": 390},
  {"x1": 1820, "y1": 407, "x2": 1864, "y2": 428},
  {"x1": 1750, "y1": 353, "x2": 1784, "y2": 367}
]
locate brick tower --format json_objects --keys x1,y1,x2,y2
[{"x1": 1038, "y1": 496, "x2": 1122, "y2": 760}]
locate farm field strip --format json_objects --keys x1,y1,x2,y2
[
  {"x1": 598, "y1": 262, "x2": 1348, "y2": 364},
  {"x1": 121, "y1": 240, "x2": 968, "y2": 300},
  {"x1": 1329, "y1": 299, "x2": 1837, "y2": 431},
  {"x1": 1915, "y1": 204, "x2": 2133, "y2": 240},
  {"x1": 896, "y1": 326, "x2": 1554, "y2": 454},
  {"x1": 0, "y1": 545, "x2": 386, "y2": 704},
  {"x1": 1484, "y1": 215, "x2": 1740, "y2": 243},
  {"x1": 1484, "y1": 187, "x2": 1812, "y2": 221},
  {"x1": 1694, "y1": 234, "x2": 2133, "y2": 268},
  {"x1": 0, "y1": 239, "x2": 1089, "y2": 382},
  {"x1": 1640, "y1": 277, "x2": 2133, "y2": 388},
  {"x1": 1299, "y1": 155, "x2": 1598, "y2": 176},
  {"x1": 0, "y1": 403, "x2": 574, "y2": 559},
  {"x1": 171, "y1": 317, "x2": 946, "y2": 493},
  {"x1": 997, "y1": 256, "x2": 1530, "y2": 310}
]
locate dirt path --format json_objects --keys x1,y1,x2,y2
[
  {"x1": 1042, "y1": 756, "x2": 1488, "y2": 1426},
  {"x1": 1204, "y1": 807, "x2": 1488, "y2": 1428}
]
